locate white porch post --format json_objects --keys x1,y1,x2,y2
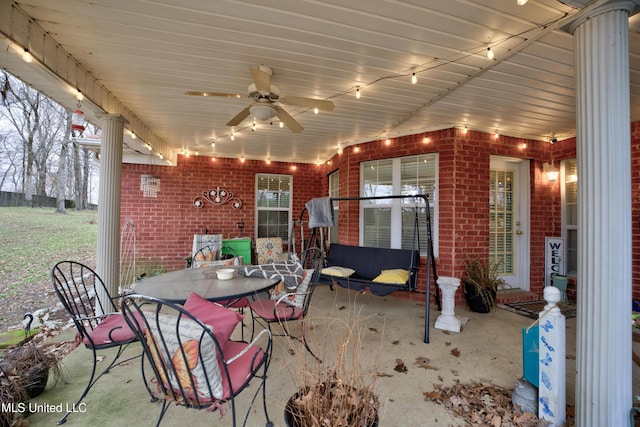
[
  {"x1": 96, "y1": 114, "x2": 127, "y2": 310},
  {"x1": 570, "y1": 2, "x2": 634, "y2": 425}
]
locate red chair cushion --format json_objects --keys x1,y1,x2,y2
[
  {"x1": 83, "y1": 312, "x2": 139, "y2": 348},
  {"x1": 183, "y1": 292, "x2": 244, "y2": 350},
  {"x1": 219, "y1": 341, "x2": 265, "y2": 400},
  {"x1": 249, "y1": 299, "x2": 304, "y2": 322}
]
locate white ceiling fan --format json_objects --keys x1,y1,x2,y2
[{"x1": 186, "y1": 65, "x2": 335, "y2": 133}]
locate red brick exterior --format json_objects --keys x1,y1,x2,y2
[
  {"x1": 120, "y1": 125, "x2": 640, "y2": 307},
  {"x1": 121, "y1": 156, "x2": 324, "y2": 272}
]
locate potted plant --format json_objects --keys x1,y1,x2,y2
[
  {"x1": 283, "y1": 285, "x2": 380, "y2": 427},
  {"x1": 462, "y1": 257, "x2": 507, "y2": 313}
]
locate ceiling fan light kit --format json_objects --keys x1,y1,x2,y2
[
  {"x1": 187, "y1": 65, "x2": 334, "y2": 134},
  {"x1": 250, "y1": 104, "x2": 277, "y2": 121}
]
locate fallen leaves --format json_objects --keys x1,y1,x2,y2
[
  {"x1": 422, "y1": 380, "x2": 572, "y2": 427},
  {"x1": 393, "y1": 359, "x2": 407, "y2": 373}
]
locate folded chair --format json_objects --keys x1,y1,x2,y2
[
  {"x1": 121, "y1": 293, "x2": 273, "y2": 427},
  {"x1": 51, "y1": 261, "x2": 141, "y2": 425},
  {"x1": 249, "y1": 268, "x2": 321, "y2": 362}
]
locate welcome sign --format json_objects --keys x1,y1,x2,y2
[{"x1": 544, "y1": 237, "x2": 565, "y2": 288}]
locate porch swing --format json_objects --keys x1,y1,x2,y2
[{"x1": 294, "y1": 194, "x2": 438, "y2": 343}]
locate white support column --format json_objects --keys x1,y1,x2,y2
[
  {"x1": 569, "y1": 2, "x2": 634, "y2": 425},
  {"x1": 96, "y1": 114, "x2": 127, "y2": 312}
]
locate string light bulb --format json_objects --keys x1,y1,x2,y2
[
  {"x1": 230, "y1": 131, "x2": 235, "y2": 141},
  {"x1": 487, "y1": 47, "x2": 495, "y2": 60},
  {"x1": 76, "y1": 90, "x2": 84, "y2": 101},
  {"x1": 279, "y1": 122, "x2": 284, "y2": 128},
  {"x1": 355, "y1": 87, "x2": 361, "y2": 99},
  {"x1": 240, "y1": 155, "x2": 245, "y2": 163},
  {"x1": 130, "y1": 131, "x2": 136, "y2": 140},
  {"x1": 313, "y1": 107, "x2": 319, "y2": 114},
  {"x1": 411, "y1": 73, "x2": 417, "y2": 84},
  {"x1": 211, "y1": 141, "x2": 215, "y2": 149},
  {"x1": 22, "y1": 49, "x2": 32, "y2": 63},
  {"x1": 517, "y1": 0, "x2": 528, "y2": 5},
  {"x1": 462, "y1": 125, "x2": 468, "y2": 134}
]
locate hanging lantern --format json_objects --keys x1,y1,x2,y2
[{"x1": 71, "y1": 105, "x2": 85, "y2": 134}]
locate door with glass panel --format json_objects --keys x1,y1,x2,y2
[{"x1": 489, "y1": 157, "x2": 530, "y2": 290}]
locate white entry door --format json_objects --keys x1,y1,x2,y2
[{"x1": 489, "y1": 157, "x2": 530, "y2": 290}]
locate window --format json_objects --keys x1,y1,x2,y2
[
  {"x1": 328, "y1": 171, "x2": 339, "y2": 243},
  {"x1": 361, "y1": 154, "x2": 438, "y2": 254},
  {"x1": 562, "y1": 159, "x2": 578, "y2": 275},
  {"x1": 255, "y1": 174, "x2": 291, "y2": 239}
]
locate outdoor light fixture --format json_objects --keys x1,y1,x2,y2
[
  {"x1": 543, "y1": 161, "x2": 560, "y2": 181},
  {"x1": 249, "y1": 104, "x2": 277, "y2": 121}
]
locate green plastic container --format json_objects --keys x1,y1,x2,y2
[{"x1": 551, "y1": 274, "x2": 568, "y2": 291}]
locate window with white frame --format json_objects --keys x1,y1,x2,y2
[
  {"x1": 255, "y1": 174, "x2": 292, "y2": 239},
  {"x1": 361, "y1": 154, "x2": 438, "y2": 255},
  {"x1": 562, "y1": 159, "x2": 578, "y2": 275},
  {"x1": 328, "y1": 171, "x2": 339, "y2": 243}
]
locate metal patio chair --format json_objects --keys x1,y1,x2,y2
[
  {"x1": 121, "y1": 293, "x2": 273, "y2": 427},
  {"x1": 51, "y1": 261, "x2": 141, "y2": 425}
]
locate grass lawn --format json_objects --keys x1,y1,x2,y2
[{"x1": 0, "y1": 207, "x2": 98, "y2": 297}]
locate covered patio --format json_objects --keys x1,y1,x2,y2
[
  {"x1": 22, "y1": 285, "x2": 597, "y2": 426},
  {"x1": 1, "y1": 1, "x2": 639, "y2": 424}
]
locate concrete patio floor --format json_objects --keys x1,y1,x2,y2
[{"x1": 17, "y1": 284, "x2": 636, "y2": 426}]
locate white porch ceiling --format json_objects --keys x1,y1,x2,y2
[{"x1": 2, "y1": 0, "x2": 640, "y2": 164}]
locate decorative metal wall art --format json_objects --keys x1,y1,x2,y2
[
  {"x1": 193, "y1": 187, "x2": 242, "y2": 209},
  {"x1": 140, "y1": 175, "x2": 161, "y2": 198}
]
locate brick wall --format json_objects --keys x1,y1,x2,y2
[
  {"x1": 121, "y1": 155, "x2": 325, "y2": 272},
  {"x1": 121, "y1": 125, "x2": 640, "y2": 308}
]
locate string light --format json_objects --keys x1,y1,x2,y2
[
  {"x1": 130, "y1": 131, "x2": 136, "y2": 140},
  {"x1": 195, "y1": 149, "x2": 199, "y2": 156},
  {"x1": 76, "y1": 90, "x2": 84, "y2": 101},
  {"x1": 411, "y1": 73, "x2": 417, "y2": 84},
  {"x1": 385, "y1": 138, "x2": 391, "y2": 146},
  {"x1": 493, "y1": 131, "x2": 500, "y2": 139},
  {"x1": 517, "y1": 0, "x2": 528, "y2": 5},
  {"x1": 240, "y1": 155, "x2": 245, "y2": 163},
  {"x1": 230, "y1": 131, "x2": 235, "y2": 141},
  {"x1": 462, "y1": 125, "x2": 468, "y2": 135},
  {"x1": 211, "y1": 141, "x2": 215, "y2": 149},
  {"x1": 279, "y1": 122, "x2": 284, "y2": 128},
  {"x1": 146, "y1": 144, "x2": 153, "y2": 151},
  {"x1": 313, "y1": 107, "x2": 319, "y2": 114},
  {"x1": 422, "y1": 137, "x2": 430, "y2": 144},
  {"x1": 487, "y1": 47, "x2": 495, "y2": 60},
  {"x1": 22, "y1": 49, "x2": 32, "y2": 63},
  {"x1": 355, "y1": 87, "x2": 361, "y2": 99},
  {"x1": 337, "y1": 146, "x2": 343, "y2": 155}
]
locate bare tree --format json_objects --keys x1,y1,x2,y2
[
  {"x1": 54, "y1": 111, "x2": 73, "y2": 213},
  {"x1": 0, "y1": 70, "x2": 99, "y2": 208}
]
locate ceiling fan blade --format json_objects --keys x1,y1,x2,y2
[
  {"x1": 274, "y1": 106, "x2": 303, "y2": 133},
  {"x1": 281, "y1": 96, "x2": 335, "y2": 112},
  {"x1": 226, "y1": 107, "x2": 252, "y2": 126},
  {"x1": 185, "y1": 91, "x2": 243, "y2": 98},
  {"x1": 250, "y1": 66, "x2": 271, "y2": 94}
]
